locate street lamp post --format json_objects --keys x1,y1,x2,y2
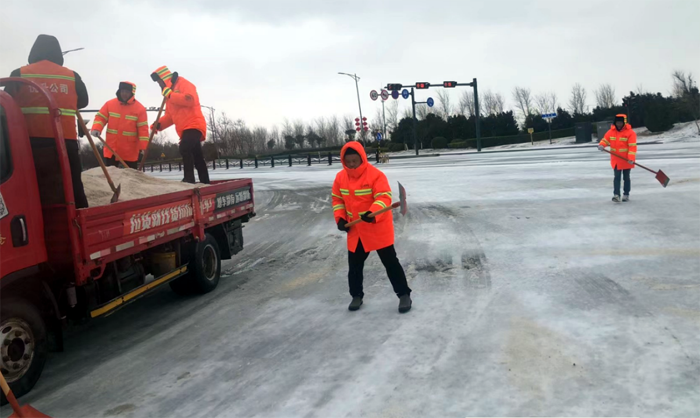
[
  {"x1": 62, "y1": 47, "x2": 84, "y2": 56},
  {"x1": 338, "y1": 72, "x2": 364, "y2": 140}
]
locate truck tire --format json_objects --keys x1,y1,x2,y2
[
  {"x1": 169, "y1": 234, "x2": 221, "y2": 295},
  {"x1": 0, "y1": 300, "x2": 48, "y2": 405}
]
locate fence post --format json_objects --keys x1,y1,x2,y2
[
  {"x1": 151, "y1": 165, "x2": 154, "y2": 172},
  {"x1": 179, "y1": 162, "x2": 182, "y2": 171},
  {"x1": 376, "y1": 148, "x2": 379, "y2": 164},
  {"x1": 212, "y1": 159, "x2": 216, "y2": 170},
  {"x1": 226, "y1": 159, "x2": 229, "y2": 169},
  {"x1": 328, "y1": 152, "x2": 332, "y2": 165},
  {"x1": 289, "y1": 154, "x2": 292, "y2": 167},
  {"x1": 254, "y1": 157, "x2": 258, "y2": 168},
  {"x1": 159, "y1": 163, "x2": 162, "y2": 172},
  {"x1": 271, "y1": 156, "x2": 275, "y2": 168},
  {"x1": 240, "y1": 159, "x2": 243, "y2": 169},
  {"x1": 169, "y1": 162, "x2": 172, "y2": 171},
  {"x1": 308, "y1": 154, "x2": 311, "y2": 166}
]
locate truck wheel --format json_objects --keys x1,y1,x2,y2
[
  {"x1": 0, "y1": 300, "x2": 48, "y2": 405},
  {"x1": 170, "y1": 234, "x2": 221, "y2": 295}
]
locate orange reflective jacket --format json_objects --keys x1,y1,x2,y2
[
  {"x1": 332, "y1": 142, "x2": 395, "y2": 253},
  {"x1": 599, "y1": 114, "x2": 637, "y2": 170},
  {"x1": 91, "y1": 82, "x2": 148, "y2": 162},
  {"x1": 151, "y1": 66, "x2": 206, "y2": 140},
  {"x1": 14, "y1": 61, "x2": 79, "y2": 139}
]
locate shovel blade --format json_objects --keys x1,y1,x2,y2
[
  {"x1": 110, "y1": 184, "x2": 122, "y2": 203},
  {"x1": 9, "y1": 405, "x2": 52, "y2": 418},
  {"x1": 398, "y1": 182, "x2": 407, "y2": 216},
  {"x1": 656, "y1": 170, "x2": 670, "y2": 188}
]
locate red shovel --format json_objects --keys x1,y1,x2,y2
[
  {"x1": 345, "y1": 182, "x2": 407, "y2": 228},
  {"x1": 603, "y1": 148, "x2": 670, "y2": 188},
  {"x1": 0, "y1": 372, "x2": 51, "y2": 418}
]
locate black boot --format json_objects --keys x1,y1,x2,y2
[
  {"x1": 398, "y1": 295, "x2": 412, "y2": 313},
  {"x1": 348, "y1": 297, "x2": 363, "y2": 311}
]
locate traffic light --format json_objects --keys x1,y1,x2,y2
[
  {"x1": 415, "y1": 82, "x2": 430, "y2": 89},
  {"x1": 443, "y1": 81, "x2": 457, "y2": 88},
  {"x1": 386, "y1": 83, "x2": 402, "y2": 91}
]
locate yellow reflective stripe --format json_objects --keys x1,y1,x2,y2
[
  {"x1": 136, "y1": 121, "x2": 148, "y2": 127},
  {"x1": 331, "y1": 193, "x2": 343, "y2": 200},
  {"x1": 109, "y1": 112, "x2": 121, "y2": 118},
  {"x1": 602, "y1": 139, "x2": 610, "y2": 145},
  {"x1": 628, "y1": 152, "x2": 636, "y2": 155},
  {"x1": 618, "y1": 148, "x2": 628, "y2": 152},
  {"x1": 106, "y1": 128, "x2": 119, "y2": 134},
  {"x1": 354, "y1": 188, "x2": 372, "y2": 196},
  {"x1": 373, "y1": 200, "x2": 388, "y2": 209},
  {"x1": 139, "y1": 136, "x2": 149, "y2": 141},
  {"x1": 374, "y1": 192, "x2": 392, "y2": 198},
  {"x1": 96, "y1": 112, "x2": 108, "y2": 120},
  {"x1": 610, "y1": 148, "x2": 617, "y2": 152},
  {"x1": 628, "y1": 143, "x2": 637, "y2": 146},
  {"x1": 609, "y1": 137, "x2": 616, "y2": 140},
  {"x1": 59, "y1": 108, "x2": 76, "y2": 116},
  {"x1": 92, "y1": 120, "x2": 104, "y2": 127},
  {"x1": 340, "y1": 189, "x2": 350, "y2": 195},
  {"x1": 163, "y1": 88, "x2": 172, "y2": 97},
  {"x1": 122, "y1": 131, "x2": 137, "y2": 137},
  {"x1": 333, "y1": 204, "x2": 346, "y2": 211},
  {"x1": 620, "y1": 137, "x2": 628, "y2": 141},
  {"x1": 20, "y1": 107, "x2": 49, "y2": 114},
  {"x1": 125, "y1": 115, "x2": 138, "y2": 121},
  {"x1": 21, "y1": 73, "x2": 75, "y2": 81}
]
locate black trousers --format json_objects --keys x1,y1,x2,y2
[
  {"x1": 348, "y1": 240, "x2": 411, "y2": 298},
  {"x1": 179, "y1": 130, "x2": 210, "y2": 184},
  {"x1": 30, "y1": 138, "x2": 89, "y2": 209},
  {"x1": 613, "y1": 168, "x2": 631, "y2": 196},
  {"x1": 105, "y1": 156, "x2": 138, "y2": 169}
]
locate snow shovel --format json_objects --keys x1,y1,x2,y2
[
  {"x1": 94, "y1": 134, "x2": 129, "y2": 168},
  {"x1": 0, "y1": 372, "x2": 51, "y2": 417},
  {"x1": 603, "y1": 148, "x2": 670, "y2": 187},
  {"x1": 345, "y1": 182, "x2": 408, "y2": 228},
  {"x1": 138, "y1": 96, "x2": 167, "y2": 171},
  {"x1": 76, "y1": 111, "x2": 121, "y2": 203}
]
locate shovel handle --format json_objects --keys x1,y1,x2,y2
[
  {"x1": 345, "y1": 201, "x2": 400, "y2": 229},
  {"x1": 0, "y1": 371, "x2": 25, "y2": 417},
  {"x1": 95, "y1": 135, "x2": 129, "y2": 168},
  {"x1": 77, "y1": 111, "x2": 119, "y2": 194},
  {"x1": 602, "y1": 148, "x2": 656, "y2": 174},
  {"x1": 138, "y1": 96, "x2": 167, "y2": 171}
]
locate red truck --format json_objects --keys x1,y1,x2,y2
[{"x1": 0, "y1": 79, "x2": 255, "y2": 402}]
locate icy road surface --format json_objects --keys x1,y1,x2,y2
[{"x1": 12, "y1": 141, "x2": 700, "y2": 418}]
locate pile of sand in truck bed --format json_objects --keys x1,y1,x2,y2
[{"x1": 82, "y1": 167, "x2": 197, "y2": 207}]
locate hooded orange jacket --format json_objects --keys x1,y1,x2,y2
[
  {"x1": 332, "y1": 142, "x2": 395, "y2": 253},
  {"x1": 599, "y1": 115, "x2": 637, "y2": 170},
  {"x1": 91, "y1": 82, "x2": 148, "y2": 162},
  {"x1": 151, "y1": 66, "x2": 206, "y2": 140}
]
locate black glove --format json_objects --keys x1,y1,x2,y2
[
  {"x1": 360, "y1": 211, "x2": 375, "y2": 223},
  {"x1": 337, "y1": 218, "x2": 349, "y2": 232},
  {"x1": 170, "y1": 72, "x2": 179, "y2": 87}
]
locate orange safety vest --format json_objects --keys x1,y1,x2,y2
[
  {"x1": 91, "y1": 82, "x2": 149, "y2": 162},
  {"x1": 14, "y1": 60, "x2": 79, "y2": 140},
  {"x1": 332, "y1": 142, "x2": 395, "y2": 253},
  {"x1": 151, "y1": 66, "x2": 207, "y2": 140},
  {"x1": 599, "y1": 115, "x2": 638, "y2": 170}
]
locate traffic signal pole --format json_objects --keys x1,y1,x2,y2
[
  {"x1": 411, "y1": 87, "x2": 418, "y2": 155},
  {"x1": 473, "y1": 78, "x2": 481, "y2": 152}
]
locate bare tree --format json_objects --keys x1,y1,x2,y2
[
  {"x1": 328, "y1": 115, "x2": 342, "y2": 145},
  {"x1": 458, "y1": 90, "x2": 475, "y2": 116},
  {"x1": 482, "y1": 90, "x2": 506, "y2": 115},
  {"x1": 512, "y1": 87, "x2": 534, "y2": 120},
  {"x1": 386, "y1": 100, "x2": 399, "y2": 134},
  {"x1": 535, "y1": 91, "x2": 558, "y2": 114},
  {"x1": 416, "y1": 104, "x2": 430, "y2": 120},
  {"x1": 595, "y1": 84, "x2": 617, "y2": 108},
  {"x1": 269, "y1": 125, "x2": 280, "y2": 149},
  {"x1": 635, "y1": 84, "x2": 646, "y2": 95},
  {"x1": 672, "y1": 70, "x2": 700, "y2": 134},
  {"x1": 568, "y1": 83, "x2": 588, "y2": 114},
  {"x1": 252, "y1": 126, "x2": 268, "y2": 152},
  {"x1": 436, "y1": 89, "x2": 452, "y2": 119},
  {"x1": 402, "y1": 108, "x2": 413, "y2": 120}
]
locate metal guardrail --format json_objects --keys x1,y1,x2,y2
[{"x1": 142, "y1": 152, "x2": 354, "y2": 173}]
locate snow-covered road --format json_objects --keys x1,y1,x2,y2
[{"x1": 12, "y1": 140, "x2": 700, "y2": 418}]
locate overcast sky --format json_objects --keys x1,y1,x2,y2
[{"x1": 2, "y1": 0, "x2": 698, "y2": 139}]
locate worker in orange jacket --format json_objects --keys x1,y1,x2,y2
[
  {"x1": 6, "y1": 34, "x2": 89, "y2": 208},
  {"x1": 332, "y1": 142, "x2": 412, "y2": 313},
  {"x1": 150, "y1": 66, "x2": 209, "y2": 184},
  {"x1": 598, "y1": 114, "x2": 638, "y2": 202},
  {"x1": 90, "y1": 82, "x2": 148, "y2": 169}
]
